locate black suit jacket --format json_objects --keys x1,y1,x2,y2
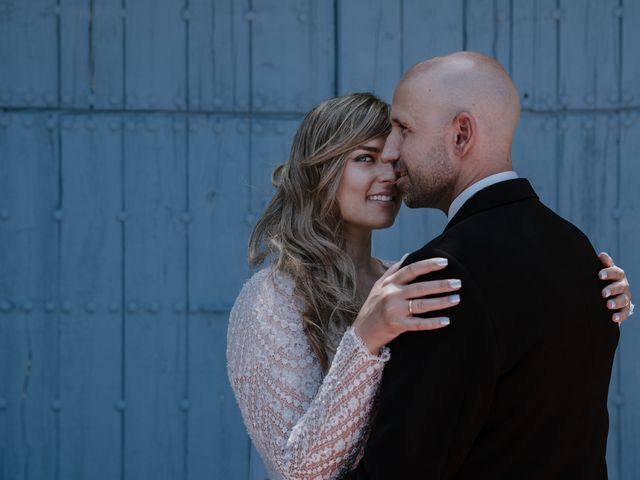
[{"x1": 349, "y1": 179, "x2": 619, "y2": 480}]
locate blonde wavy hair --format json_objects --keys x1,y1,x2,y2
[{"x1": 249, "y1": 92, "x2": 392, "y2": 371}]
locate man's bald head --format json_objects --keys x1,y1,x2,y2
[
  {"x1": 399, "y1": 51, "x2": 521, "y2": 151},
  {"x1": 383, "y1": 52, "x2": 521, "y2": 212}
]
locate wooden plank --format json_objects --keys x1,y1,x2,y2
[
  {"x1": 125, "y1": 1, "x2": 187, "y2": 110},
  {"x1": 123, "y1": 115, "x2": 187, "y2": 479},
  {"x1": 188, "y1": 0, "x2": 250, "y2": 112},
  {"x1": 621, "y1": 1, "x2": 640, "y2": 109},
  {"x1": 555, "y1": 113, "x2": 621, "y2": 477},
  {"x1": 57, "y1": 115, "x2": 122, "y2": 479},
  {"x1": 556, "y1": 114, "x2": 617, "y2": 247},
  {"x1": 337, "y1": 0, "x2": 401, "y2": 101},
  {"x1": 465, "y1": 0, "x2": 511, "y2": 67},
  {"x1": 0, "y1": 113, "x2": 59, "y2": 479},
  {"x1": 619, "y1": 112, "x2": 640, "y2": 480},
  {"x1": 402, "y1": 0, "x2": 464, "y2": 69},
  {"x1": 512, "y1": 112, "x2": 558, "y2": 209},
  {"x1": 511, "y1": 0, "x2": 558, "y2": 111},
  {"x1": 59, "y1": 0, "x2": 125, "y2": 109},
  {"x1": 0, "y1": 1, "x2": 58, "y2": 108},
  {"x1": 558, "y1": 0, "x2": 620, "y2": 109},
  {"x1": 249, "y1": 118, "x2": 301, "y2": 218},
  {"x1": 251, "y1": 0, "x2": 334, "y2": 112},
  {"x1": 187, "y1": 116, "x2": 251, "y2": 479}
]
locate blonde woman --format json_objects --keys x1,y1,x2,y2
[{"x1": 226, "y1": 93, "x2": 632, "y2": 480}]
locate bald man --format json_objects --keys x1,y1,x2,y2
[{"x1": 349, "y1": 52, "x2": 619, "y2": 479}]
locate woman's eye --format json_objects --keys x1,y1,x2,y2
[{"x1": 355, "y1": 154, "x2": 374, "y2": 163}]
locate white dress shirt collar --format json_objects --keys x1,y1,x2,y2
[{"x1": 447, "y1": 171, "x2": 519, "y2": 223}]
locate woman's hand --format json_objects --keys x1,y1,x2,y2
[
  {"x1": 598, "y1": 252, "x2": 633, "y2": 324},
  {"x1": 353, "y1": 257, "x2": 461, "y2": 355}
]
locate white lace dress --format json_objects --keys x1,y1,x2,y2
[{"x1": 226, "y1": 267, "x2": 390, "y2": 480}]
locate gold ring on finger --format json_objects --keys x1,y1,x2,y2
[{"x1": 408, "y1": 299, "x2": 414, "y2": 315}]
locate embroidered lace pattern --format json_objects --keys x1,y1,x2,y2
[{"x1": 227, "y1": 268, "x2": 390, "y2": 480}]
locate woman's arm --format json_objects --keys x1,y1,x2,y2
[
  {"x1": 227, "y1": 261, "x2": 460, "y2": 480},
  {"x1": 227, "y1": 270, "x2": 390, "y2": 480}
]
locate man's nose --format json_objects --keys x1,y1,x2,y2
[{"x1": 381, "y1": 134, "x2": 400, "y2": 164}]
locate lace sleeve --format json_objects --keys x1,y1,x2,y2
[{"x1": 227, "y1": 269, "x2": 390, "y2": 480}]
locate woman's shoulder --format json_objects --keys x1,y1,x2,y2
[
  {"x1": 229, "y1": 266, "x2": 303, "y2": 331},
  {"x1": 234, "y1": 266, "x2": 297, "y2": 304}
]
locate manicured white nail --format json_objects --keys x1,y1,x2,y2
[
  {"x1": 449, "y1": 294, "x2": 460, "y2": 304},
  {"x1": 603, "y1": 289, "x2": 611, "y2": 298},
  {"x1": 436, "y1": 258, "x2": 448, "y2": 267},
  {"x1": 613, "y1": 313, "x2": 621, "y2": 322},
  {"x1": 607, "y1": 300, "x2": 615, "y2": 309},
  {"x1": 449, "y1": 279, "x2": 462, "y2": 289},
  {"x1": 439, "y1": 317, "x2": 450, "y2": 326},
  {"x1": 400, "y1": 252, "x2": 409, "y2": 263},
  {"x1": 599, "y1": 271, "x2": 607, "y2": 280}
]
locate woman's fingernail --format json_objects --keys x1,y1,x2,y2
[
  {"x1": 607, "y1": 300, "x2": 616, "y2": 309},
  {"x1": 449, "y1": 279, "x2": 462, "y2": 289},
  {"x1": 449, "y1": 294, "x2": 460, "y2": 304},
  {"x1": 613, "y1": 313, "x2": 621, "y2": 322},
  {"x1": 599, "y1": 271, "x2": 607, "y2": 280},
  {"x1": 603, "y1": 289, "x2": 611, "y2": 298},
  {"x1": 436, "y1": 258, "x2": 448, "y2": 267},
  {"x1": 439, "y1": 317, "x2": 450, "y2": 326},
  {"x1": 400, "y1": 252, "x2": 409, "y2": 263}
]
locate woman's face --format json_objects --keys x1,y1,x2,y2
[{"x1": 335, "y1": 136, "x2": 401, "y2": 232}]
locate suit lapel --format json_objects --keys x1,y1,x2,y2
[{"x1": 445, "y1": 179, "x2": 539, "y2": 232}]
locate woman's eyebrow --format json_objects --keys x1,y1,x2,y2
[{"x1": 358, "y1": 145, "x2": 382, "y2": 153}]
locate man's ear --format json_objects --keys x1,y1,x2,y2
[{"x1": 452, "y1": 112, "x2": 474, "y2": 157}]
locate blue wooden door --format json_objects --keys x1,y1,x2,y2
[{"x1": 1, "y1": 1, "x2": 638, "y2": 479}]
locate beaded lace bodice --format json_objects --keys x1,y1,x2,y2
[{"x1": 227, "y1": 268, "x2": 390, "y2": 480}]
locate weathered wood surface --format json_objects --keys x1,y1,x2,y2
[{"x1": 0, "y1": 1, "x2": 638, "y2": 479}]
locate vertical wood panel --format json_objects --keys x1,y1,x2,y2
[
  {"x1": 621, "y1": 2, "x2": 640, "y2": 109},
  {"x1": 251, "y1": 0, "x2": 334, "y2": 112},
  {"x1": 124, "y1": 116, "x2": 187, "y2": 480},
  {"x1": 556, "y1": 114, "x2": 617, "y2": 247},
  {"x1": 60, "y1": 0, "x2": 124, "y2": 110},
  {"x1": 619, "y1": 112, "x2": 640, "y2": 480},
  {"x1": 58, "y1": 116, "x2": 122, "y2": 479},
  {"x1": 249, "y1": 118, "x2": 301, "y2": 217},
  {"x1": 189, "y1": 0, "x2": 250, "y2": 112},
  {"x1": 125, "y1": 2, "x2": 187, "y2": 110},
  {"x1": 187, "y1": 116, "x2": 251, "y2": 479},
  {"x1": 0, "y1": 1, "x2": 58, "y2": 108},
  {"x1": 511, "y1": 0, "x2": 558, "y2": 111},
  {"x1": 337, "y1": 0, "x2": 401, "y2": 100},
  {"x1": 60, "y1": 0, "x2": 91, "y2": 109},
  {"x1": 402, "y1": 0, "x2": 464, "y2": 68},
  {"x1": 558, "y1": 0, "x2": 620, "y2": 109},
  {"x1": 465, "y1": 0, "x2": 511, "y2": 66},
  {"x1": 512, "y1": 113, "x2": 559, "y2": 209},
  {"x1": 554, "y1": 113, "x2": 622, "y2": 476},
  {"x1": 0, "y1": 114, "x2": 59, "y2": 479}
]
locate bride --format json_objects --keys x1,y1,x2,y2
[{"x1": 227, "y1": 93, "x2": 632, "y2": 480}]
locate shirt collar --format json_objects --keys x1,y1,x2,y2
[{"x1": 447, "y1": 171, "x2": 519, "y2": 223}]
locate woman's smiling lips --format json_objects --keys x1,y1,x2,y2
[{"x1": 366, "y1": 191, "x2": 397, "y2": 206}]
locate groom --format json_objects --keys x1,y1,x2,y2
[{"x1": 349, "y1": 52, "x2": 619, "y2": 479}]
